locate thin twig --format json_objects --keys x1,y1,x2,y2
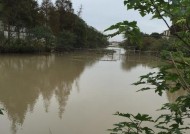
[
  {"x1": 127, "y1": 116, "x2": 139, "y2": 133},
  {"x1": 169, "y1": 52, "x2": 189, "y2": 90},
  {"x1": 137, "y1": 121, "x2": 142, "y2": 133}
]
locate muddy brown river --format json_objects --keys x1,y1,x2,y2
[{"x1": 0, "y1": 48, "x2": 186, "y2": 134}]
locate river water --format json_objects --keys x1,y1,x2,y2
[{"x1": 0, "y1": 48, "x2": 187, "y2": 134}]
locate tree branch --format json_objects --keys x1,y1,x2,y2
[
  {"x1": 150, "y1": 0, "x2": 190, "y2": 48},
  {"x1": 170, "y1": 52, "x2": 189, "y2": 90}
]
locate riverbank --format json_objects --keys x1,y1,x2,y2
[{"x1": 0, "y1": 48, "x2": 116, "y2": 55}]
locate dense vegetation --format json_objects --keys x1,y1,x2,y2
[
  {"x1": 0, "y1": 0, "x2": 108, "y2": 53},
  {"x1": 106, "y1": 0, "x2": 190, "y2": 133},
  {"x1": 120, "y1": 32, "x2": 175, "y2": 52}
]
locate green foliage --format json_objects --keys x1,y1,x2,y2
[
  {"x1": 108, "y1": 0, "x2": 190, "y2": 133},
  {"x1": 121, "y1": 34, "x2": 175, "y2": 51},
  {"x1": 0, "y1": 109, "x2": 3, "y2": 115},
  {"x1": 87, "y1": 26, "x2": 109, "y2": 48},
  {"x1": 30, "y1": 26, "x2": 55, "y2": 51},
  {"x1": 108, "y1": 112, "x2": 154, "y2": 134},
  {"x1": 55, "y1": 30, "x2": 76, "y2": 51},
  {"x1": 0, "y1": 38, "x2": 44, "y2": 53},
  {"x1": 0, "y1": 26, "x2": 56, "y2": 53},
  {"x1": 150, "y1": 32, "x2": 162, "y2": 39},
  {"x1": 72, "y1": 16, "x2": 87, "y2": 48},
  {"x1": 0, "y1": 0, "x2": 108, "y2": 53},
  {"x1": 105, "y1": 21, "x2": 142, "y2": 46}
]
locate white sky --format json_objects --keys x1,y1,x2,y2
[{"x1": 37, "y1": 0, "x2": 171, "y2": 41}]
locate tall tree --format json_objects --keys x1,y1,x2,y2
[
  {"x1": 1, "y1": 0, "x2": 17, "y2": 42},
  {"x1": 41, "y1": 0, "x2": 53, "y2": 27},
  {"x1": 1, "y1": 0, "x2": 39, "y2": 40},
  {"x1": 55, "y1": 0, "x2": 73, "y2": 32},
  {"x1": 55, "y1": 0, "x2": 73, "y2": 12},
  {"x1": 48, "y1": 6, "x2": 60, "y2": 35},
  {"x1": 14, "y1": 0, "x2": 39, "y2": 38}
]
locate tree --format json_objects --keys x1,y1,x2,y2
[
  {"x1": 150, "y1": 32, "x2": 162, "y2": 39},
  {"x1": 41, "y1": 0, "x2": 53, "y2": 27},
  {"x1": 55, "y1": 29, "x2": 76, "y2": 51},
  {"x1": 55, "y1": 0, "x2": 74, "y2": 32},
  {"x1": 14, "y1": 0, "x2": 39, "y2": 38},
  {"x1": 0, "y1": 0, "x2": 39, "y2": 41},
  {"x1": 55, "y1": 0, "x2": 73, "y2": 12},
  {"x1": 1, "y1": 0, "x2": 17, "y2": 43},
  {"x1": 106, "y1": 0, "x2": 190, "y2": 133},
  {"x1": 47, "y1": 6, "x2": 59, "y2": 36},
  {"x1": 0, "y1": 0, "x2": 108, "y2": 52}
]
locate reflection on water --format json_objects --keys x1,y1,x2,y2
[
  {"x1": 167, "y1": 89, "x2": 189, "y2": 103},
  {"x1": 121, "y1": 54, "x2": 159, "y2": 71},
  {"x1": 0, "y1": 53, "x2": 102, "y2": 134},
  {"x1": 0, "y1": 51, "x2": 185, "y2": 134}
]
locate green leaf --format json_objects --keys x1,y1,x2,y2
[
  {"x1": 134, "y1": 113, "x2": 153, "y2": 122},
  {"x1": 0, "y1": 109, "x2": 3, "y2": 115},
  {"x1": 115, "y1": 112, "x2": 131, "y2": 118},
  {"x1": 124, "y1": 0, "x2": 128, "y2": 5},
  {"x1": 137, "y1": 87, "x2": 151, "y2": 92}
]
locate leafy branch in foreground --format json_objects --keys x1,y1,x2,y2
[
  {"x1": 108, "y1": 0, "x2": 190, "y2": 133},
  {"x1": 0, "y1": 109, "x2": 3, "y2": 115},
  {"x1": 108, "y1": 112, "x2": 154, "y2": 134},
  {"x1": 104, "y1": 20, "x2": 142, "y2": 46}
]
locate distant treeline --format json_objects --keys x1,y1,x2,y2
[
  {"x1": 120, "y1": 32, "x2": 176, "y2": 52},
  {"x1": 0, "y1": 0, "x2": 109, "y2": 53}
]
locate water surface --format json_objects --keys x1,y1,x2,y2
[{"x1": 0, "y1": 50, "x2": 183, "y2": 134}]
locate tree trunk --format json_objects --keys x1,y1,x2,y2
[
  {"x1": 17, "y1": 27, "x2": 20, "y2": 39},
  {"x1": 7, "y1": 24, "x2": 11, "y2": 45}
]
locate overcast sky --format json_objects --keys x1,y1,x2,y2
[{"x1": 38, "y1": 0, "x2": 171, "y2": 41}]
